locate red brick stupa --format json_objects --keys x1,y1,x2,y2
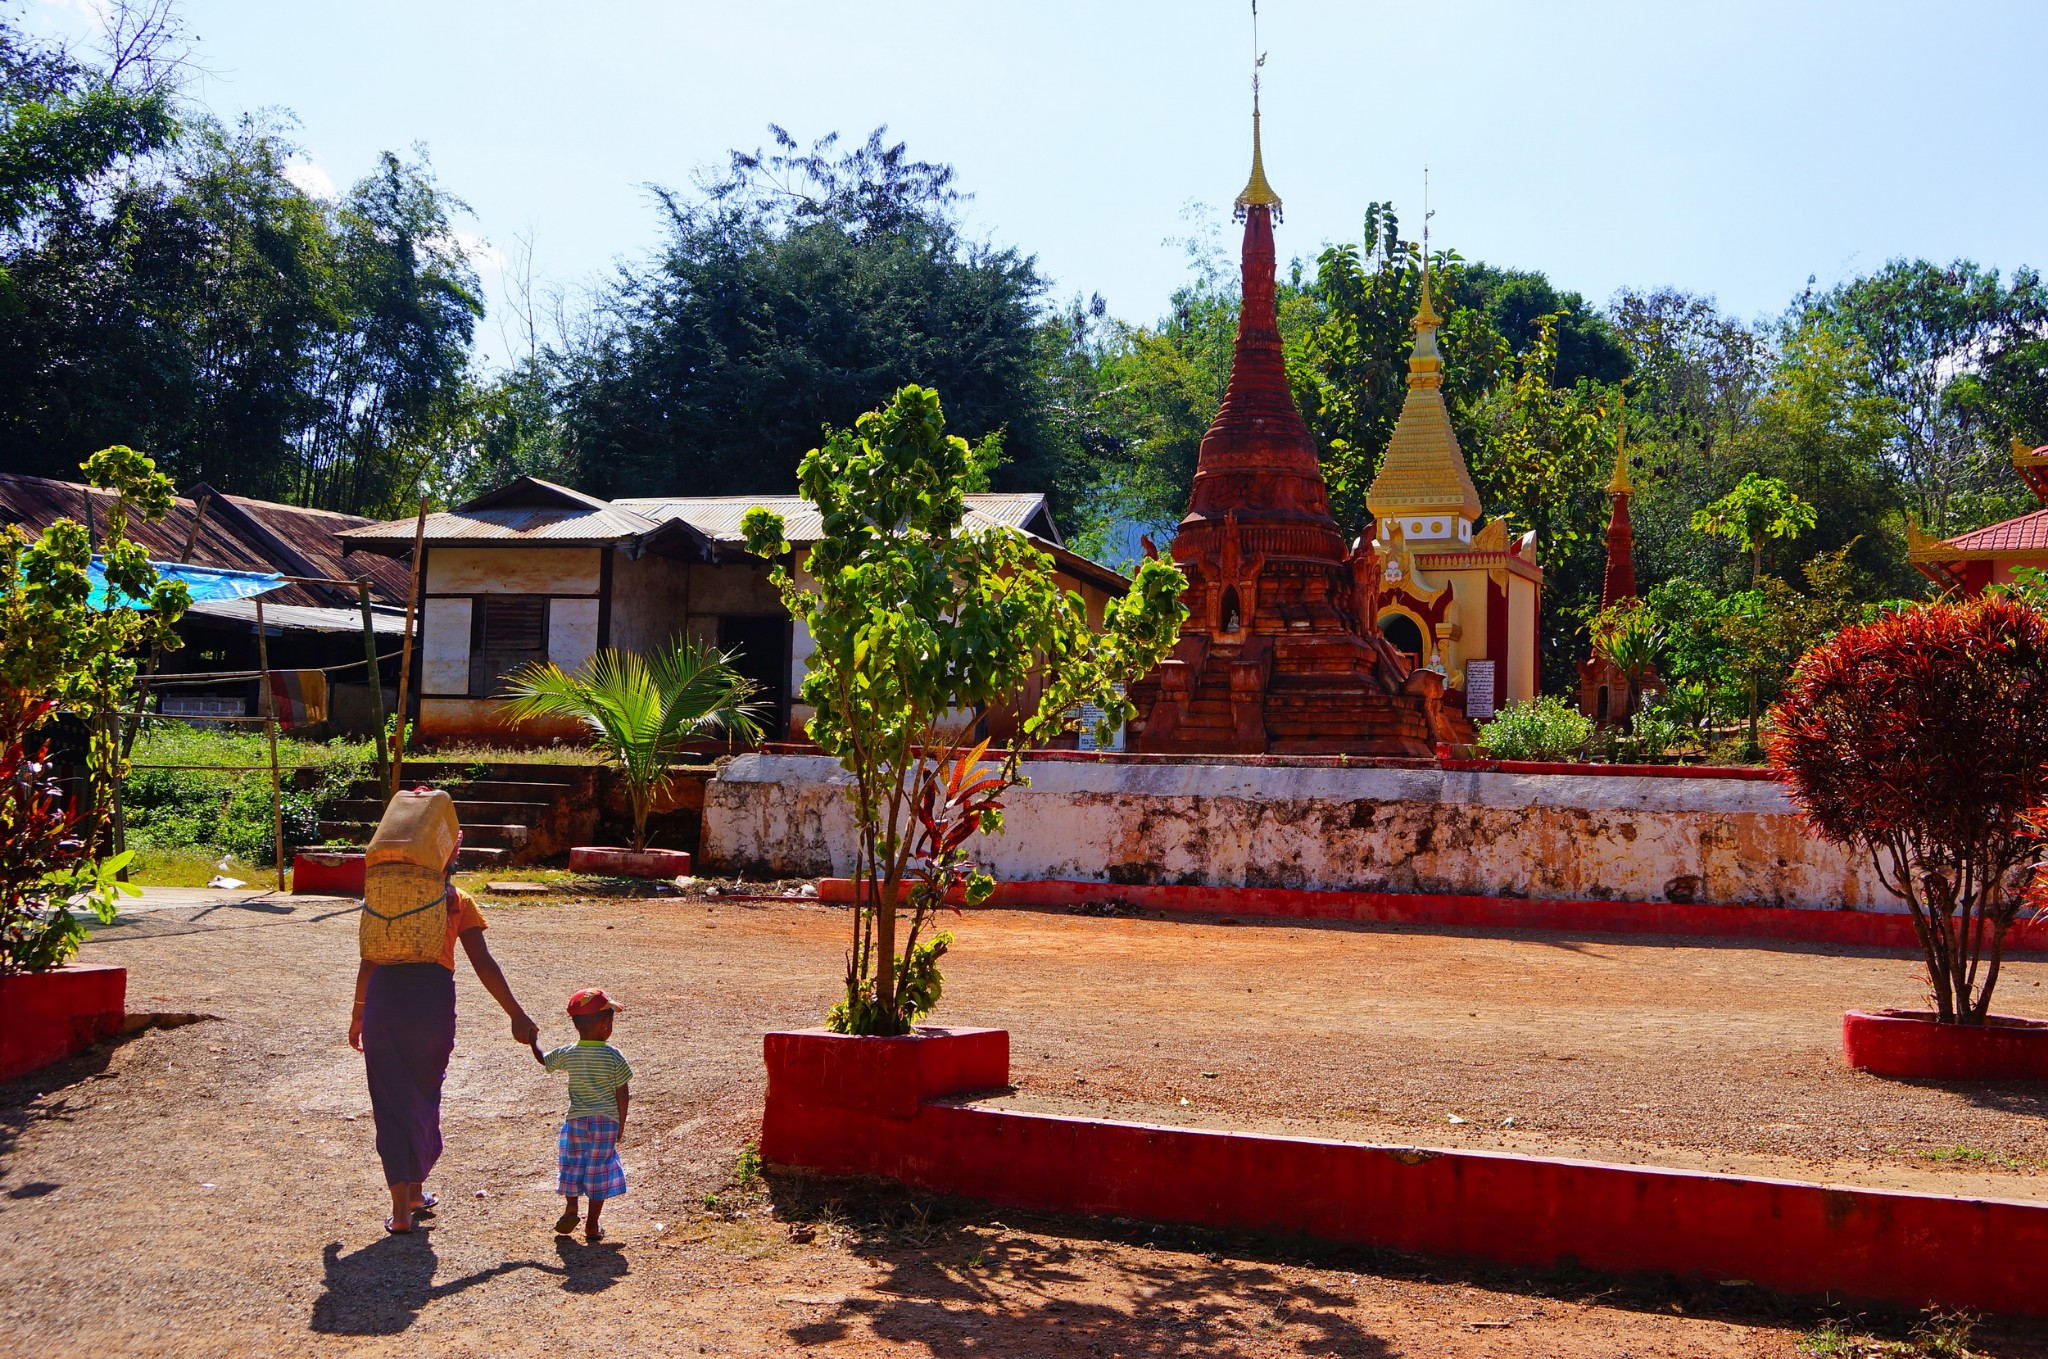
[{"x1": 1126, "y1": 100, "x2": 1452, "y2": 757}]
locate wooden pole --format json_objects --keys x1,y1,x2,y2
[
  {"x1": 389, "y1": 496, "x2": 429, "y2": 797},
  {"x1": 358, "y1": 579, "x2": 389, "y2": 770},
  {"x1": 254, "y1": 594, "x2": 286, "y2": 892}
]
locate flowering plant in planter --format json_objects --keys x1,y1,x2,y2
[
  {"x1": 1770, "y1": 594, "x2": 2048, "y2": 1024},
  {"x1": 0, "y1": 699, "x2": 134, "y2": 975},
  {"x1": 743, "y1": 384, "x2": 1186, "y2": 1036}
]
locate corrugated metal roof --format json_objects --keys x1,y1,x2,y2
[
  {"x1": 185, "y1": 598, "x2": 408, "y2": 634},
  {"x1": 614, "y1": 493, "x2": 1052, "y2": 545},
  {"x1": 0, "y1": 473, "x2": 410, "y2": 610},
  {"x1": 340, "y1": 503, "x2": 668, "y2": 548},
  {"x1": 1947, "y1": 507, "x2": 2048, "y2": 554}
]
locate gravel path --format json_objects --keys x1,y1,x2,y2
[{"x1": 3, "y1": 888, "x2": 2044, "y2": 1357}]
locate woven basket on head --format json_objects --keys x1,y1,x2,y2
[{"x1": 359, "y1": 789, "x2": 459, "y2": 966}]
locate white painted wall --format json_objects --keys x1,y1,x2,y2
[
  {"x1": 702, "y1": 753, "x2": 1903, "y2": 913},
  {"x1": 420, "y1": 598, "x2": 472, "y2": 695},
  {"x1": 548, "y1": 597, "x2": 601, "y2": 671}
]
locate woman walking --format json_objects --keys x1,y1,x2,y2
[{"x1": 347, "y1": 789, "x2": 538, "y2": 1233}]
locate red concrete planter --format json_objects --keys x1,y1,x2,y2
[
  {"x1": 761, "y1": 1023, "x2": 2048, "y2": 1318},
  {"x1": 292, "y1": 850, "x2": 365, "y2": 896},
  {"x1": 0, "y1": 964, "x2": 127, "y2": 1080},
  {"x1": 569, "y1": 845, "x2": 692, "y2": 879},
  {"x1": 762, "y1": 1027, "x2": 1009, "y2": 1163},
  {"x1": 1843, "y1": 1008, "x2": 2048, "y2": 1081}
]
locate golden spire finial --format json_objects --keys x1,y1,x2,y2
[
  {"x1": 1405, "y1": 169, "x2": 1442, "y2": 380},
  {"x1": 1607, "y1": 391, "x2": 1633, "y2": 496},
  {"x1": 1233, "y1": 1, "x2": 1282, "y2": 221}
]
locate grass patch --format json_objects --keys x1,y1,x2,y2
[
  {"x1": 123, "y1": 722, "x2": 372, "y2": 866},
  {"x1": 124, "y1": 845, "x2": 268, "y2": 889},
  {"x1": 416, "y1": 741, "x2": 610, "y2": 766},
  {"x1": 1918, "y1": 1145, "x2": 2029, "y2": 1171}
]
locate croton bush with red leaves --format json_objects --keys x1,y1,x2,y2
[{"x1": 1769, "y1": 594, "x2": 2048, "y2": 1024}]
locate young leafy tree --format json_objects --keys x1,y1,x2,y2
[
  {"x1": 1691, "y1": 472, "x2": 1817, "y2": 588},
  {"x1": 1771, "y1": 594, "x2": 2048, "y2": 1024},
  {"x1": 742, "y1": 384, "x2": 1186, "y2": 1035},
  {"x1": 1719, "y1": 544, "x2": 1861, "y2": 756},
  {"x1": 502, "y1": 641, "x2": 763, "y2": 851}
]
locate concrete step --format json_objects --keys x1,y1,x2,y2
[
  {"x1": 319, "y1": 820, "x2": 527, "y2": 848},
  {"x1": 346, "y1": 777, "x2": 601, "y2": 801},
  {"x1": 330, "y1": 797, "x2": 557, "y2": 825}
]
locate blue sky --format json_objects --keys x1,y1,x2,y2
[{"x1": 29, "y1": 0, "x2": 2048, "y2": 368}]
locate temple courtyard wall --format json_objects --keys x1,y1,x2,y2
[{"x1": 700, "y1": 753, "x2": 1902, "y2": 912}]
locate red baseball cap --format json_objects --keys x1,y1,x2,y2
[{"x1": 566, "y1": 988, "x2": 622, "y2": 1016}]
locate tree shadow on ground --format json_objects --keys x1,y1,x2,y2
[
  {"x1": 0, "y1": 1014, "x2": 215, "y2": 1167},
  {"x1": 760, "y1": 1169, "x2": 2048, "y2": 1358},
  {"x1": 310, "y1": 1232, "x2": 565, "y2": 1335}
]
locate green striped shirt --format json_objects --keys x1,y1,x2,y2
[{"x1": 543, "y1": 1040, "x2": 633, "y2": 1121}]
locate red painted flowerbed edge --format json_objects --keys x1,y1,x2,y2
[
  {"x1": 1842, "y1": 1008, "x2": 2048, "y2": 1080},
  {"x1": 761, "y1": 1025, "x2": 2048, "y2": 1317},
  {"x1": 0, "y1": 963, "x2": 127, "y2": 1081},
  {"x1": 568, "y1": 845, "x2": 693, "y2": 879}
]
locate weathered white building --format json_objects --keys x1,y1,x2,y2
[{"x1": 342, "y1": 477, "x2": 1129, "y2": 745}]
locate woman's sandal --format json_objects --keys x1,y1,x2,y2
[
  {"x1": 412, "y1": 1193, "x2": 439, "y2": 1218},
  {"x1": 554, "y1": 1211, "x2": 581, "y2": 1235},
  {"x1": 384, "y1": 1217, "x2": 413, "y2": 1235}
]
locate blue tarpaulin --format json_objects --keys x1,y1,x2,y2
[{"x1": 87, "y1": 557, "x2": 285, "y2": 609}]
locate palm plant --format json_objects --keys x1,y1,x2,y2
[
  {"x1": 1590, "y1": 601, "x2": 1667, "y2": 721},
  {"x1": 502, "y1": 641, "x2": 764, "y2": 851}
]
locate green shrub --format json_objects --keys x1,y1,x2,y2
[
  {"x1": 122, "y1": 723, "x2": 371, "y2": 865},
  {"x1": 1476, "y1": 695, "x2": 1594, "y2": 762}
]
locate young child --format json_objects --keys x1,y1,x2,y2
[{"x1": 533, "y1": 988, "x2": 632, "y2": 1241}]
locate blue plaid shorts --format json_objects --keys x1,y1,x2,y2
[{"x1": 557, "y1": 1115, "x2": 627, "y2": 1200}]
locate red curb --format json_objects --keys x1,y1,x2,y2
[
  {"x1": 1844, "y1": 1008, "x2": 2048, "y2": 1080},
  {"x1": 0, "y1": 964, "x2": 127, "y2": 1080},
  {"x1": 814, "y1": 877, "x2": 2048, "y2": 955},
  {"x1": 761, "y1": 1027, "x2": 2048, "y2": 1318}
]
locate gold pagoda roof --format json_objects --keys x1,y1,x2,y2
[
  {"x1": 1366, "y1": 271, "x2": 1482, "y2": 522},
  {"x1": 1234, "y1": 103, "x2": 1282, "y2": 220}
]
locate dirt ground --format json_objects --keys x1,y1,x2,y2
[{"x1": 5, "y1": 885, "x2": 2048, "y2": 1358}]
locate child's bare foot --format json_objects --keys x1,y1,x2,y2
[
  {"x1": 554, "y1": 1210, "x2": 580, "y2": 1235},
  {"x1": 584, "y1": 1223, "x2": 606, "y2": 1242}
]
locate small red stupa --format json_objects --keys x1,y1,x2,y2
[{"x1": 1126, "y1": 96, "x2": 1454, "y2": 758}]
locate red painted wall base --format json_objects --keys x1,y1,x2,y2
[
  {"x1": 816, "y1": 877, "x2": 2048, "y2": 955},
  {"x1": 0, "y1": 964, "x2": 127, "y2": 1080},
  {"x1": 762, "y1": 1025, "x2": 2048, "y2": 1318},
  {"x1": 1844, "y1": 1008, "x2": 2048, "y2": 1080}
]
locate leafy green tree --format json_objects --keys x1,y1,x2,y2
[
  {"x1": 741, "y1": 385, "x2": 1186, "y2": 1035},
  {"x1": 1804, "y1": 259, "x2": 2048, "y2": 534},
  {"x1": 0, "y1": 2, "x2": 177, "y2": 257},
  {"x1": 503, "y1": 641, "x2": 763, "y2": 851},
  {"x1": 561, "y1": 128, "x2": 1063, "y2": 512},
  {"x1": 1719, "y1": 545, "x2": 1860, "y2": 755},
  {"x1": 0, "y1": 98, "x2": 480, "y2": 515},
  {"x1": 0, "y1": 446, "x2": 187, "y2": 848},
  {"x1": 1691, "y1": 472, "x2": 1817, "y2": 587}
]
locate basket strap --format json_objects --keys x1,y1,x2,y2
[{"x1": 362, "y1": 886, "x2": 452, "y2": 924}]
